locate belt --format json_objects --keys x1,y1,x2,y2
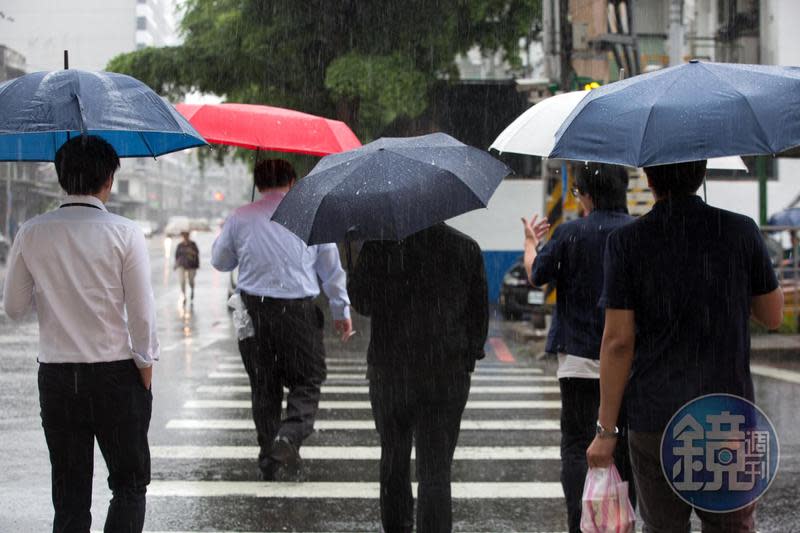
[
  {"x1": 38, "y1": 359, "x2": 135, "y2": 370},
  {"x1": 240, "y1": 291, "x2": 313, "y2": 305}
]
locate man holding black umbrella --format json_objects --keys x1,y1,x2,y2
[
  {"x1": 211, "y1": 158, "x2": 353, "y2": 481},
  {"x1": 348, "y1": 222, "x2": 489, "y2": 533}
]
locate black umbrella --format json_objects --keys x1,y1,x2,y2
[{"x1": 271, "y1": 132, "x2": 511, "y2": 245}]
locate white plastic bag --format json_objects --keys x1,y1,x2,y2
[
  {"x1": 580, "y1": 465, "x2": 635, "y2": 533},
  {"x1": 227, "y1": 293, "x2": 255, "y2": 340}
]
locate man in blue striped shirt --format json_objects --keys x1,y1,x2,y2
[{"x1": 212, "y1": 159, "x2": 352, "y2": 480}]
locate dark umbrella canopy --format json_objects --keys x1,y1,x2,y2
[
  {"x1": 271, "y1": 132, "x2": 511, "y2": 244},
  {"x1": 0, "y1": 69, "x2": 206, "y2": 161},
  {"x1": 550, "y1": 60, "x2": 800, "y2": 167}
]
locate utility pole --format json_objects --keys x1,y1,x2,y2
[
  {"x1": 558, "y1": 0, "x2": 573, "y2": 91},
  {"x1": 668, "y1": 0, "x2": 685, "y2": 66}
]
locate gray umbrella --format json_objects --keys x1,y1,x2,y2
[{"x1": 271, "y1": 132, "x2": 511, "y2": 245}]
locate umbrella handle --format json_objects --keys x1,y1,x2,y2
[
  {"x1": 345, "y1": 228, "x2": 357, "y2": 272},
  {"x1": 346, "y1": 240, "x2": 352, "y2": 271},
  {"x1": 251, "y1": 148, "x2": 260, "y2": 202}
]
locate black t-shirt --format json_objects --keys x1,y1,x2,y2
[
  {"x1": 532, "y1": 209, "x2": 633, "y2": 359},
  {"x1": 347, "y1": 223, "x2": 489, "y2": 377},
  {"x1": 600, "y1": 196, "x2": 779, "y2": 432}
]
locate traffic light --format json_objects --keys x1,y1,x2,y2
[{"x1": 213, "y1": 191, "x2": 225, "y2": 202}]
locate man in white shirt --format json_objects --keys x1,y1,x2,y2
[
  {"x1": 3, "y1": 135, "x2": 158, "y2": 533},
  {"x1": 212, "y1": 158, "x2": 352, "y2": 481}
]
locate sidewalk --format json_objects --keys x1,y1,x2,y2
[
  {"x1": 751, "y1": 333, "x2": 800, "y2": 362},
  {"x1": 504, "y1": 313, "x2": 799, "y2": 363}
]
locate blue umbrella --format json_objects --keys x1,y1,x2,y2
[
  {"x1": 550, "y1": 60, "x2": 800, "y2": 167},
  {"x1": 271, "y1": 132, "x2": 511, "y2": 245},
  {"x1": 0, "y1": 69, "x2": 206, "y2": 161},
  {"x1": 768, "y1": 208, "x2": 800, "y2": 227}
]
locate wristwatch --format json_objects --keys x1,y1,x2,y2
[{"x1": 596, "y1": 420, "x2": 619, "y2": 439}]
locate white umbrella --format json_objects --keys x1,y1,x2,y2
[{"x1": 491, "y1": 91, "x2": 747, "y2": 171}]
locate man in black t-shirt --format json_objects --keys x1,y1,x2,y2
[{"x1": 587, "y1": 160, "x2": 784, "y2": 532}]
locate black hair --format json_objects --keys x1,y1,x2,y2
[
  {"x1": 54, "y1": 135, "x2": 120, "y2": 195},
  {"x1": 575, "y1": 162, "x2": 630, "y2": 211},
  {"x1": 254, "y1": 158, "x2": 297, "y2": 191},
  {"x1": 643, "y1": 160, "x2": 707, "y2": 198}
]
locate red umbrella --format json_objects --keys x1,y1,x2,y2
[{"x1": 174, "y1": 103, "x2": 361, "y2": 156}]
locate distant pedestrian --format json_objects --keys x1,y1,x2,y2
[
  {"x1": 3, "y1": 135, "x2": 158, "y2": 533},
  {"x1": 522, "y1": 162, "x2": 636, "y2": 533},
  {"x1": 348, "y1": 222, "x2": 489, "y2": 533},
  {"x1": 587, "y1": 160, "x2": 784, "y2": 532},
  {"x1": 174, "y1": 231, "x2": 199, "y2": 301},
  {"x1": 211, "y1": 158, "x2": 352, "y2": 481}
]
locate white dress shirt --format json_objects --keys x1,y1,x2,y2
[
  {"x1": 3, "y1": 195, "x2": 159, "y2": 368},
  {"x1": 211, "y1": 191, "x2": 351, "y2": 320}
]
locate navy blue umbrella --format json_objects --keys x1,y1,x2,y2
[
  {"x1": 768, "y1": 208, "x2": 800, "y2": 227},
  {"x1": 0, "y1": 69, "x2": 206, "y2": 161},
  {"x1": 550, "y1": 60, "x2": 800, "y2": 167},
  {"x1": 271, "y1": 132, "x2": 511, "y2": 245}
]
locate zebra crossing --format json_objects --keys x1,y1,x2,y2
[{"x1": 145, "y1": 346, "x2": 570, "y2": 531}]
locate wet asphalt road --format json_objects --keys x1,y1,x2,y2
[{"x1": 0, "y1": 232, "x2": 798, "y2": 532}]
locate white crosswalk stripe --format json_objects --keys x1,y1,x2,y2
[
  {"x1": 166, "y1": 418, "x2": 561, "y2": 431},
  {"x1": 197, "y1": 384, "x2": 560, "y2": 395},
  {"x1": 208, "y1": 371, "x2": 551, "y2": 382},
  {"x1": 147, "y1": 480, "x2": 564, "y2": 499},
  {"x1": 151, "y1": 445, "x2": 560, "y2": 460},
  {"x1": 215, "y1": 362, "x2": 544, "y2": 374},
  {"x1": 183, "y1": 399, "x2": 562, "y2": 410}
]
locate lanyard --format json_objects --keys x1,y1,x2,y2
[{"x1": 60, "y1": 203, "x2": 102, "y2": 210}]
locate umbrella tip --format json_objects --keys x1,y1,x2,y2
[{"x1": 63, "y1": 50, "x2": 69, "y2": 69}]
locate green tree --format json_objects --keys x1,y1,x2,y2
[{"x1": 108, "y1": 0, "x2": 541, "y2": 140}]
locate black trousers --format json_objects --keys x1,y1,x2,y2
[
  {"x1": 559, "y1": 377, "x2": 636, "y2": 533},
  {"x1": 38, "y1": 359, "x2": 152, "y2": 533},
  {"x1": 238, "y1": 294, "x2": 326, "y2": 459},
  {"x1": 369, "y1": 370, "x2": 471, "y2": 533}
]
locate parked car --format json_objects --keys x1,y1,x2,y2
[{"x1": 498, "y1": 257, "x2": 547, "y2": 325}]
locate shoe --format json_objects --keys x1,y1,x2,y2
[
  {"x1": 269, "y1": 436, "x2": 300, "y2": 464},
  {"x1": 259, "y1": 459, "x2": 277, "y2": 481},
  {"x1": 268, "y1": 436, "x2": 302, "y2": 481}
]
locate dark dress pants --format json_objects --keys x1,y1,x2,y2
[
  {"x1": 38, "y1": 359, "x2": 152, "y2": 533},
  {"x1": 369, "y1": 369, "x2": 471, "y2": 533},
  {"x1": 238, "y1": 295, "x2": 326, "y2": 460},
  {"x1": 559, "y1": 377, "x2": 636, "y2": 533},
  {"x1": 628, "y1": 431, "x2": 756, "y2": 533}
]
